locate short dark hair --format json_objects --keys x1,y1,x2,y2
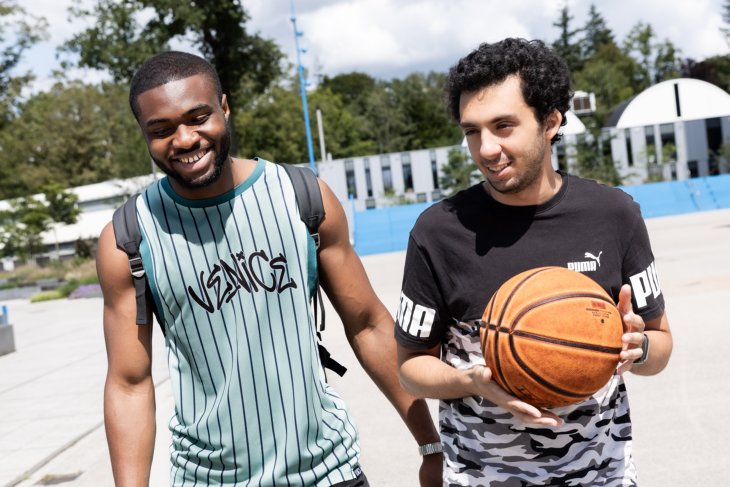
[
  {"x1": 129, "y1": 51, "x2": 223, "y2": 119},
  {"x1": 444, "y1": 38, "x2": 573, "y2": 144}
]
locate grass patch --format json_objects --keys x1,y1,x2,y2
[
  {"x1": 1, "y1": 258, "x2": 100, "y2": 302},
  {"x1": 0, "y1": 258, "x2": 98, "y2": 288},
  {"x1": 30, "y1": 290, "x2": 66, "y2": 303}
]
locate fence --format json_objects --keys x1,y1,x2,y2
[{"x1": 352, "y1": 173, "x2": 730, "y2": 256}]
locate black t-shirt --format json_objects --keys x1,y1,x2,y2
[
  {"x1": 395, "y1": 172, "x2": 665, "y2": 485},
  {"x1": 396, "y1": 171, "x2": 665, "y2": 350}
]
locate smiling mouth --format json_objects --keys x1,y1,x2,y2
[
  {"x1": 176, "y1": 148, "x2": 210, "y2": 164},
  {"x1": 485, "y1": 160, "x2": 511, "y2": 173}
]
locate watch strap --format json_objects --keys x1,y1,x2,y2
[
  {"x1": 418, "y1": 442, "x2": 443, "y2": 456},
  {"x1": 634, "y1": 333, "x2": 650, "y2": 365}
]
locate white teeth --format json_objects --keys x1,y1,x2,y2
[
  {"x1": 488, "y1": 162, "x2": 510, "y2": 173},
  {"x1": 179, "y1": 149, "x2": 207, "y2": 164}
]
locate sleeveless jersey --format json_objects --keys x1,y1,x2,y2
[{"x1": 136, "y1": 158, "x2": 361, "y2": 486}]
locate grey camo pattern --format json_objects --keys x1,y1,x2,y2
[{"x1": 440, "y1": 321, "x2": 638, "y2": 486}]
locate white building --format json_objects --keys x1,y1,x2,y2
[
  {"x1": 316, "y1": 145, "x2": 458, "y2": 211},
  {"x1": 603, "y1": 78, "x2": 730, "y2": 185}
]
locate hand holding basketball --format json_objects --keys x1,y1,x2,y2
[
  {"x1": 617, "y1": 284, "x2": 647, "y2": 375},
  {"x1": 466, "y1": 365, "x2": 564, "y2": 427}
]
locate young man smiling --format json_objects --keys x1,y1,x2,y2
[
  {"x1": 395, "y1": 38, "x2": 673, "y2": 486},
  {"x1": 96, "y1": 51, "x2": 441, "y2": 487}
]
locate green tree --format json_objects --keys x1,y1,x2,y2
[
  {"x1": 319, "y1": 72, "x2": 377, "y2": 114},
  {"x1": 722, "y1": 0, "x2": 730, "y2": 46},
  {"x1": 653, "y1": 40, "x2": 682, "y2": 83},
  {"x1": 683, "y1": 55, "x2": 730, "y2": 91},
  {"x1": 571, "y1": 119, "x2": 622, "y2": 186},
  {"x1": 439, "y1": 148, "x2": 478, "y2": 195},
  {"x1": 581, "y1": 4, "x2": 614, "y2": 59},
  {"x1": 623, "y1": 21, "x2": 655, "y2": 90},
  {"x1": 61, "y1": 0, "x2": 284, "y2": 114},
  {"x1": 623, "y1": 22, "x2": 681, "y2": 89},
  {"x1": 0, "y1": 81, "x2": 149, "y2": 198},
  {"x1": 552, "y1": 3, "x2": 583, "y2": 74},
  {"x1": 41, "y1": 183, "x2": 81, "y2": 258},
  {"x1": 391, "y1": 72, "x2": 463, "y2": 150},
  {"x1": 0, "y1": 196, "x2": 50, "y2": 261},
  {"x1": 0, "y1": 1, "x2": 48, "y2": 126},
  {"x1": 362, "y1": 81, "x2": 409, "y2": 154},
  {"x1": 572, "y1": 43, "x2": 638, "y2": 122}
]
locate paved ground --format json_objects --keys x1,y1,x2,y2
[{"x1": 1, "y1": 208, "x2": 729, "y2": 486}]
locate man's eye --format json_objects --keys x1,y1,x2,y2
[
  {"x1": 191, "y1": 114, "x2": 210, "y2": 125},
  {"x1": 150, "y1": 128, "x2": 173, "y2": 137}
]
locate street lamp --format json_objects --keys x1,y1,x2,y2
[{"x1": 289, "y1": 0, "x2": 317, "y2": 174}]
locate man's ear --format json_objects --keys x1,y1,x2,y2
[
  {"x1": 545, "y1": 109, "x2": 562, "y2": 141},
  {"x1": 221, "y1": 94, "x2": 230, "y2": 120}
]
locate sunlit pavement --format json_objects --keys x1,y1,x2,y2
[{"x1": 2, "y1": 208, "x2": 729, "y2": 487}]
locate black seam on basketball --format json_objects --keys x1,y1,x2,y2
[
  {"x1": 491, "y1": 269, "x2": 549, "y2": 393},
  {"x1": 508, "y1": 334, "x2": 589, "y2": 398},
  {"x1": 511, "y1": 292, "x2": 616, "y2": 325},
  {"x1": 496, "y1": 267, "x2": 553, "y2": 333},
  {"x1": 512, "y1": 330, "x2": 623, "y2": 354}
]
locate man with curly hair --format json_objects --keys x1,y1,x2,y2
[{"x1": 395, "y1": 38, "x2": 672, "y2": 486}]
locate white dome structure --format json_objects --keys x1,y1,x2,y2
[
  {"x1": 603, "y1": 78, "x2": 730, "y2": 185},
  {"x1": 614, "y1": 78, "x2": 730, "y2": 129}
]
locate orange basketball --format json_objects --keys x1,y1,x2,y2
[{"x1": 479, "y1": 266, "x2": 624, "y2": 409}]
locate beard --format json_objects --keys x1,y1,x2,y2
[
  {"x1": 485, "y1": 132, "x2": 549, "y2": 195},
  {"x1": 153, "y1": 122, "x2": 232, "y2": 190}
]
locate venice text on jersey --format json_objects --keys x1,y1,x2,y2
[{"x1": 187, "y1": 250, "x2": 298, "y2": 313}]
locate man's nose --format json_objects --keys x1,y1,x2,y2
[
  {"x1": 479, "y1": 133, "x2": 502, "y2": 162},
  {"x1": 172, "y1": 124, "x2": 199, "y2": 149}
]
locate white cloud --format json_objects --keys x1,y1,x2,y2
[{"x1": 11, "y1": 0, "x2": 730, "y2": 89}]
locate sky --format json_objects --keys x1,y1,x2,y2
[{"x1": 13, "y1": 0, "x2": 730, "y2": 93}]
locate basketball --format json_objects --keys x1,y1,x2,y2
[{"x1": 479, "y1": 266, "x2": 624, "y2": 409}]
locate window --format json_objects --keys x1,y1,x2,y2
[
  {"x1": 706, "y1": 117, "x2": 722, "y2": 153},
  {"x1": 364, "y1": 158, "x2": 373, "y2": 197},
  {"x1": 645, "y1": 126, "x2": 656, "y2": 164},
  {"x1": 430, "y1": 150, "x2": 439, "y2": 189},
  {"x1": 344, "y1": 159, "x2": 356, "y2": 198},
  {"x1": 401, "y1": 153, "x2": 413, "y2": 191},
  {"x1": 380, "y1": 155, "x2": 393, "y2": 192},
  {"x1": 660, "y1": 123, "x2": 676, "y2": 162}
]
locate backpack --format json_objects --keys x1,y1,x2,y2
[{"x1": 111, "y1": 163, "x2": 347, "y2": 377}]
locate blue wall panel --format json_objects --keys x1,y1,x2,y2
[{"x1": 353, "y1": 174, "x2": 730, "y2": 256}]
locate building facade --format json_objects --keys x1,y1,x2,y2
[{"x1": 603, "y1": 78, "x2": 730, "y2": 185}]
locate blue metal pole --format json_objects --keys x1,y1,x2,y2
[{"x1": 289, "y1": 0, "x2": 317, "y2": 174}]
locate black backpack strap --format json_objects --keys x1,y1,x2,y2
[
  {"x1": 111, "y1": 194, "x2": 152, "y2": 327},
  {"x1": 280, "y1": 163, "x2": 324, "y2": 249},
  {"x1": 280, "y1": 163, "x2": 346, "y2": 377}
]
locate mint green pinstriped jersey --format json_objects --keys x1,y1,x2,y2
[{"x1": 135, "y1": 158, "x2": 361, "y2": 486}]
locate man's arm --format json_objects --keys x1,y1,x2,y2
[
  {"x1": 314, "y1": 180, "x2": 442, "y2": 485},
  {"x1": 97, "y1": 222, "x2": 156, "y2": 487},
  {"x1": 397, "y1": 343, "x2": 563, "y2": 427}
]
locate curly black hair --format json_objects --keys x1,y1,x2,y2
[
  {"x1": 129, "y1": 51, "x2": 223, "y2": 120},
  {"x1": 444, "y1": 38, "x2": 573, "y2": 145}
]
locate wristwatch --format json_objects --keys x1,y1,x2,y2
[
  {"x1": 418, "y1": 442, "x2": 444, "y2": 456},
  {"x1": 634, "y1": 333, "x2": 650, "y2": 365}
]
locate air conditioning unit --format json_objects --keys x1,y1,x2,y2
[{"x1": 571, "y1": 91, "x2": 596, "y2": 115}]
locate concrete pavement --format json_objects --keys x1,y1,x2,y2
[{"x1": 1, "y1": 208, "x2": 729, "y2": 486}]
